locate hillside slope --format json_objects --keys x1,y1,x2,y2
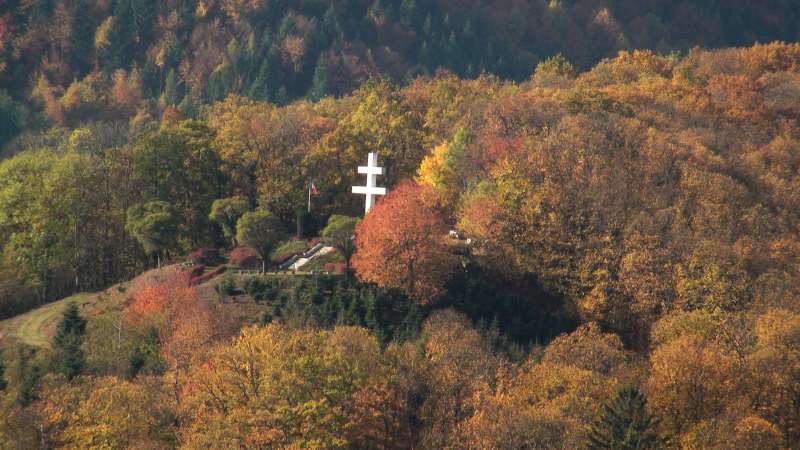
[{"x1": 0, "y1": 266, "x2": 181, "y2": 348}]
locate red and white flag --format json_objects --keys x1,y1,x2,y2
[{"x1": 310, "y1": 181, "x2": 320, "y2": 196}]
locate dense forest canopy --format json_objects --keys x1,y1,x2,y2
[
  {"x1": 1, "y1": 1, "x2": 800, "y2": 448},
  {"x1": 1, "y1": 0, "x2": 800, "y2": 150}
]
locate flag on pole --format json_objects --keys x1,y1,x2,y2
[{"x1": 307, "y1": 181, "x2": 319, "y2": 213}]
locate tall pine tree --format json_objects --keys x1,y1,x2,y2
[
  {"x1": 106, "y1": 0, "x2": 135, "y2": 70},
  {"x1": 587, "y1": 384, "x2": 667, "y2": 450},
  {"x1": 0, "y1": 347, "x2": 6, "y2": 391},
  {"x1": 52, "y1": 303, "x2": 87, "y2": 380},
  {"x1": 15, "y1": 347, "x2": 42, "y2": 405},
  {"x1": 308, "y1": 56, "x2": 330, "y2": 101}
]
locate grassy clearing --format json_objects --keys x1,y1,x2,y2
[
  {"x1": 0, "y1": 266, "x2": 178, "y2": 349},
  {"x1": 0, "y1": 292, "x2": 94, "y2": 349}
]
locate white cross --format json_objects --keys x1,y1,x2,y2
[{"x1": 352, "y1": 152, "x2": 386, "y2": 213}]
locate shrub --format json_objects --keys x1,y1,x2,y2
[
  {"x1": 324, "y1": 262, "x2": 346, "y2": 274},
  {"x1": 190, "y1": 247, "x2": 220, "y2": 265},
  {"x1": 187, "y1": 264, "x2": 206, "y2": 279},
  {"x1": 229, "y1": 246, "x2": 261, "y2": 269},
  {"x1": 216, "y1": 275, "x2": 237, "y2": 296},
  {"x1": 190, "y1": 266, "x2": 227, "y2": 285},
  {"x1": 243, "y1": 276, "x2": 279, "y2": 302},
  {"x1": 270, "y1": 239, "x2": 310, "y2": 264}
]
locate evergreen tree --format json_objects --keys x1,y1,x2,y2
[
  {"x1": 400, "y1": 0, "x2": 416, "y2": 26},
  {"x1": 422, "y1": 13, "x2": 432, "y2": 36},
  {"x1": 0, "y1": 348, "x2": 6, "y2": 391},
  {"x1": 278, "y1": 13, "x2": 298, "y2": 40},
  {"x1": 322, "y1": 6, "x2": 343, "y2": 41},
  {"x1": 0, "y1": 90, "x2": 22, "y2": 149},
  {"x1": 163, "y1": 69, "x2": 181, "y2": 106},
  {"x1": 130, "y1": 0, "x2": 156, "y2": 54},
  {"x1": 308, "y1": 56, "x2": 330, "y2": 101},
  {"x1": 106, "y1": 0, "x2": 135, "y2": 70},
  {"x1": 207, "y1": 68, "x2": 230, "y2": 102},
  {"x1": 27, "y1": 0, "x2": 53, "y2": 21},
  {"x1": 18, "y1": 363, "x2": 41, "y2": 406},
  {"x1": 70, "y1": 0, "x2": 95, "y2": 74},
  {"x1": 587, "y1": 384, "x2": 667, "y2": 450},
  {"x1": 275, "y1": 86, "x2": 290, "y2": 105},
  {"x1": 52, "y1": 303, "x2": 87, "y2": 380},
  {"x1": 141, "y1": 59, "x2": 160, "y2": 98}
]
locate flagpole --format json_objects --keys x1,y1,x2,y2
[{"x1": 307, "y1": 181, "x2": 311, "y2": 213}]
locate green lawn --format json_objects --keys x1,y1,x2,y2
[{"x1": 0, "y1": 293, "x2": 95, "y2": 349}]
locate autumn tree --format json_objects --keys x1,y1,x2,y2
[
  {"x1": 457, "y1": 353, "x2": 615, "y2": 449},
  {"x1": 321, "y1": 214, "x2": 360, "y2": 275},
  {"x1": 646, "y1": 314, "x2": 742, "y2": 435},
  {"x1": 542, "y1": 322, "x2": 627, "y2": 375},
  {"x1": 52, "y1": 303, "x2": 87, "y2": 380},
  {"x1": 38, "y1": 376, "x2": 175, "y2": 448},
  {"x1": 343, "y1": 80, "x2": 425, "y2": 183},
  {"x1": 352, "y1": 181, "x2": 457, "y2": 303},
  {"x1": 417, "y1": 127, "x2": 477, "y2": 213},
  {"x1": 747, "y1": 309, "x2": 800, "y2": 443},
  {"x1": 587, "y1": 384, "x2": 666, "y2": 450},
  {"x1": 125, "y1": 274, "x2": 185, "y2": 326},
  {"x1": 209, "y1": 197, "x2": 250, "y2": 247},
  {"x1": 181, "y1": 324, "x2": 383, "y2": 448},
  {"x1": 415, "y1": 309, "x2": 498, "y2": 447},
  {"x1": 236, "y1": 210, "x2": 286, "y2": 273},
  {"x1": 109, "y1": 68, "x2": 143, "y2": 114},
  {"x1": 126, "y1": 201, "x2": 178, "y2": 268},
  {"x1": 346, "y1": 379, "x2": 415, "y2": 449},
  {"x1": 206, "y1": 96, "x2": 325, "y2": 220}
]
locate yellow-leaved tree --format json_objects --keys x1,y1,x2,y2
[{"x1": 180, "y1": 323, "x2": 383, "y2": 449}]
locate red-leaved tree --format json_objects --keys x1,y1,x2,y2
[{"x1": 352, "y1": 181, "x2": 457, "y2": 303}]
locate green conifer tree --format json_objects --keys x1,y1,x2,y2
[
  {"x1": 400, "y1": 0, "x2": 416, "y2": 26},
  {"x1": 275, "y1": 86, "x2": 290, "y2": 105},
  {"x1": 131, "y1": 0, "x2": 156, "y2": 52},
  {"x1": 322, "y1": 6, "x2": 343, "y2": 40},
  {"x1": 308, "y1": 56, "x2": 330, "y2": 101},
  {"x1": 248, "y1": 59, "x2": 273, "y2": 101},
  {"x1": 18, "y1": 363, "x2": 41, "y2": 406},
  {"x1": 106, "y1": 0, "x2": 135, "y2": 70},
  {"x1": 0, "y1": 348, "x2": 6, "y2": 391},
  {"x1": 164, "y1": 68, "x2": 181, "y2": 106},
  {"x1": 587, "y1": 384, "x2": 667, "y2": 450},
  {"x1": 52, "y1": 303, "x2": 87, "y2": 380},
  {"x1": 70, "y1": 0, "x2": 95, "y2": 73}
]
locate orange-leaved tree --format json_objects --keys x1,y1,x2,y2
[
  {"x1": 124, "y1": 271, "x2": 230, "y2": 414},
  {"x1": 352, "y1": 181, "x2": 457, "y2": 303}
]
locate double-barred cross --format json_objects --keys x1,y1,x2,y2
[{"x1": 352, "y1": 152, "x2": 386, "y2": 213}]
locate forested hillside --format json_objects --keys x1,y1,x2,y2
[
  {"x1": 0, "y1": 42, "x2": 799, "y2": 448},
  {"x1": 2, "y1": 0, "x2": 800, "y2": 150},
  {"x1": 2, "y1": 1, "x2": 800, "y2": 447}
]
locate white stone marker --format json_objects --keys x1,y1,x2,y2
[{"x1": 352, "y1": 152, "x2": 386, "y2": 213}]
